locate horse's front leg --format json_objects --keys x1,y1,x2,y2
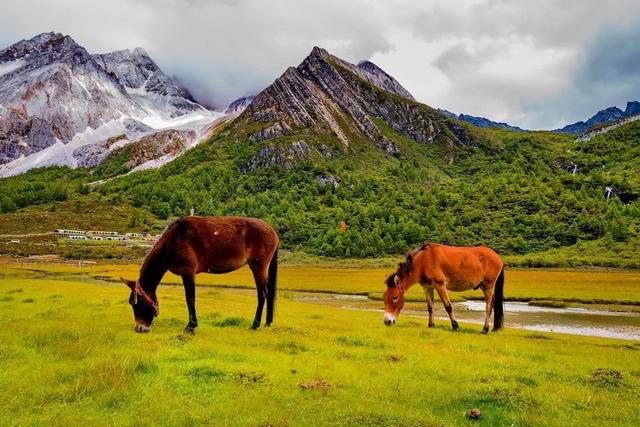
[
  {"x1": 423, "y1": 285, "x2": 435, "y2": 327},
  {"x1": 182, "y1": 273, "x2": 198, "y2": 334},
  {"x1": 434, "y1": 283, "x2": 459, "y2": 331}
]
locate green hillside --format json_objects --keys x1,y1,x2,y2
[{"x1": 1, "y1": 114, "x2": 638, "y2": 266}]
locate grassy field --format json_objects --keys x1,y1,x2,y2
[{"x1": 1, "y1": 263, "x2": 640, "y2": 425}]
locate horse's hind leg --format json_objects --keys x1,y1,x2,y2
[
  {"x1": 249, "y1": 262, "x2": 268, "y2": 330},
  {"x1": 423, "y1": 285, "x2": 435, "y2": 327},
  {"x1": 434, "y1": 283, "x2": 459, "y2": 331},
  {"x1": 182, "y1": 273, "x2": 198, "y2": 334},
  {"x1": 481, "y1": 282, "x2": 495, "y2": 334}
]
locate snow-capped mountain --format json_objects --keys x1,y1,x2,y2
[{"x1": 0, "y1": 32, "x2": 221, "y2": 176}]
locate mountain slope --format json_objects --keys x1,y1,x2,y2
[{"x1": 0, "y1": 32, "x2": 218, "y2": 176}]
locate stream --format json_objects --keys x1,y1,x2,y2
[{"x1": 293, "y1": 294, "x2": 640, "y2": 340}]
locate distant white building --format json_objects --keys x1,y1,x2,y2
[
  {"x1": 106, "y1": 236, "x2": 126, "y2": 241},
  {"x1": 87, "y1": 230, "x2": 119, "y2": 236},
  {"x1": 125, "y1": 232, "x2": 145, "y2": 238},
  {"x1": 66, "y1": 235, "x2": 89, "y2": 240},
  {"x1": 56, "y1": 229, "x2": 86, "y2": 235}
]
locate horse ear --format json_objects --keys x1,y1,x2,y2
[{"x1": 120, "y1": 277, "x2": 136, "y2": 291}]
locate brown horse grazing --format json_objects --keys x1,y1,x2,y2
[
  {"x1": 383, "y1": 243, "x2": 504, "y2": 334},
  {"x1": 120, "y1": 216, "x2": 278, "y2": 334}
]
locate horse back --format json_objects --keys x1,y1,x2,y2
[
  {"x1": 162, "y1": 216, "x2": 278, "y2": 274},
  {"x1": 420, "y1": 244, "x2": 502, "y2": 290}
]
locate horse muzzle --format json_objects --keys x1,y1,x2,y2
[
  {"x1": 135, "y1": 324, "x2": 151, "y2": 333},
  {"x1": 384, "y1": 312, "x2": 396, "y2": 326}
]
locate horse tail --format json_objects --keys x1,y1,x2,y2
[
  {"x1": 267, "y1": 247, "x2": 278, "y2": 319},
  {"x1": 493, "y1": 266, "x2": 505, "y2": 331}
]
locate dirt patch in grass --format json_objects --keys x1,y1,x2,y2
[
  {"x1": 299, "y1": 379, "x2": 330, "y2": 389},
  {"x1": 589, "y1": 369, "x2": 624, "y2": 387},
  {"x1": 233, "y1": 371, "x2": 267, "y2": 385},
  {"x1": 524, "y1": 333, "x2": 553, "y2": 340},
  {"x1": 275, "y1": 340, "x2": 308, "y2": 355},
  {"x1": 382, "y1": 354, "x2": 405, "y2": 363}
]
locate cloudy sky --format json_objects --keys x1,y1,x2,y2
[{"x1": 1, "y1": 0, "x2": 639, "y2": 129}]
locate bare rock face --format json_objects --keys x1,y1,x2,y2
[
  {"x1": 225, "y1": 96, "x2": 255, "y2": 115},
  {"x1": 239, "y1": 46, "x2": 469, "y2": 170},
  {"x1": 75, "y1": 128, "x2": 195, "y2": 170},
  {"x1": 92, "y1": 48, "x2": 204, "y2": 117},
  {"x1": 242, "y1": 140, "x2": 316, "y2": 172},
  {"x1": 356, "y1": 60, "x2": 415, "y2": 101},
  {"x1": 0, "y1": 32, "x2": 209, "y2": 169}
]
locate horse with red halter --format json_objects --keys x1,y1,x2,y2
[
  {"x1": 120, "y1": 216, "x2": 278, "y2": 334},
  {"x1": 383, "y1": 243, "x2": 504, "y2": 334}
]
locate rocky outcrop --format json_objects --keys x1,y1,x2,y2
[
  {"x1": 75, "y1": 128, "x2": 195, "y2": 169},
  {"x1": 240, "y1": 46, "x2": 467, "y2": 169},
  {"x1": 225, "y1": 96, "x2": 255, "y2": 114},
  {"x1": 242, "y1": 140, "x2": 319, "y2": 171},
  {"x1": 356, "y1": 60, "x2": 415, "y2": 100},
  {"x1": 249, "y1": 121, "x2": 293, "y2": 142}
]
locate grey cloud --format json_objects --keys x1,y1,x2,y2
[
  {"x1": 0, "y1": 0, "x2": 638, "y2": 128},
  {"x1": 522, "y1": 19, "x2": 640, "y2": 129}
]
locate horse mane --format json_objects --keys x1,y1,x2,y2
[
  {"x1": 388, "y1": 243, "x2": 431, "y2": 287},
  {"x1": 139, "y1": 218, "x2": 180, "y2": 278}
]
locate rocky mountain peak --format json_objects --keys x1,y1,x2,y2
[
  {"x1": 625, "y1": 101, "x2": 640, "y2": 116},
  {"x1": 0, "y1": 31, "x2": 93, "y2": 70},
  {"x1": 239, "y1": 46, "x2": 468, "y2": 168},
  {"x1": 309, "y1": 46, "x2": 330, "y2": 59},
  {"x1": 357, "y1": 60, "x2": 415, "y2": 101}
]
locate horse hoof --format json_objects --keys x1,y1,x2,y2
[
  {"x1": 184, "y1": 327, "x2": 195, "y2": 335},
  {"x1": 428, "y1": 322, "x2": 435, "y2": 328},
  {"x1": 249, "y1": 324, "x2": 260, "y2": 331},
  {"x1": 481, "y1": 328, "x2": 489, "y2": 335},
  {"x1": 264, "y1": 322, "x2": 272, "y2": 328},
  {"x1": 452, "y1": 324, "x2": 460, "y2": 332}
]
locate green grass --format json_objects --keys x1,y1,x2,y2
[{"x1": 1, "y1": 267, "x2": 639, "y2": 425}]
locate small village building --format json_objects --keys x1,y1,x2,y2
[
  {"x1": 56, "y1": 229, "x2": 86, "y2": 235},
  {"x1": 66, "y1": 235, "x2": 89, "y2": 240}
]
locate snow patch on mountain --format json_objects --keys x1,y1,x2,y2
[
  {"x1": 0, "y1": 32, "x2": 221, "y2": 175},
  {"x1": 0, "y1": 59, "x2": 25, "y2": 77}
]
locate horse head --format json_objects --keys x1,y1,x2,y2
[
  {"x1": 382, "y1": 252, "x2": 415, "y2": 325},
  {"x1": 121, "y1": 277, "x2": 159, "y2": 333}
]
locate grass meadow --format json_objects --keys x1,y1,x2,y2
[{"x1": 1, "y1": 261, "x2": 639, "y2": 425}]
